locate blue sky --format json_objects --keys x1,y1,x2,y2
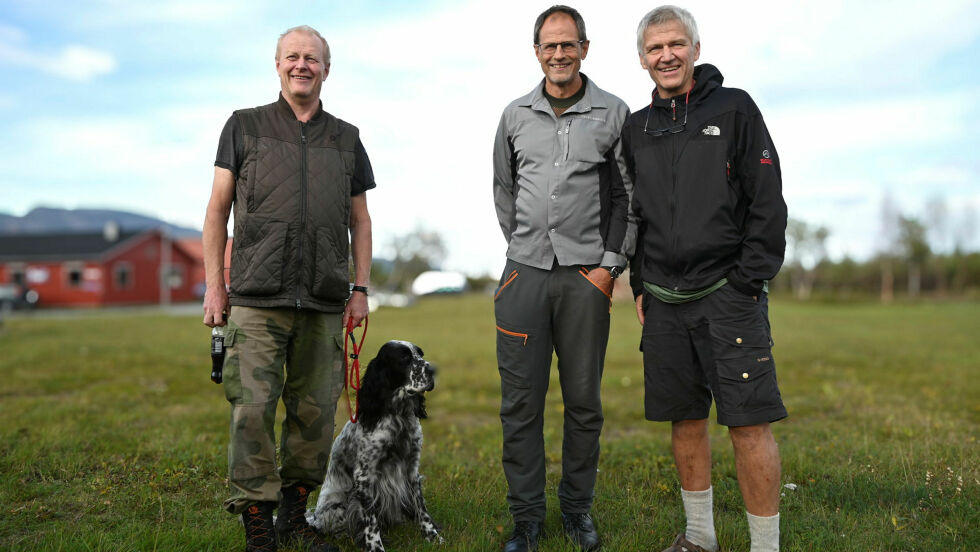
[{"x1": 2, "y1": 0, "x2": 979, "y2": 275}]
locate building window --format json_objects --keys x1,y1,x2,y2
[
  {"x1": 161, "y1": 264, "x2": 184, "y2": 289},
  {"x1": 114, "y1": 263, "x2": 133, "y2": 290},
  {"x1": 8, "y1": 264, "x2": 26, "y2": 287},
  {"x1": 65, "y1": 263, "x2": 84, "y2": 288}
]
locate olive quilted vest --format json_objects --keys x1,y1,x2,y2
[{"x1": 228, "y1": 95, "x2": 358, "y2": 313}]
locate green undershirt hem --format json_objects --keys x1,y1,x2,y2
[
  {"x1": 644, "y1": 278, "x2": 769, "y2": 304},
  {"x1": 644, "y1": 278, "x2": 729, "y2": 304}
]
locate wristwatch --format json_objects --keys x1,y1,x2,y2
[
  {"x1": 601, "y1": 266, "x2": 623, "y2": 279},
  {"x1": 350, "y1": 285, "x2": 369, "y2": 295}
]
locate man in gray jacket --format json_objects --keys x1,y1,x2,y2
[{"x1": 492, "y1": 6, "x2": 634, "y2": 552}]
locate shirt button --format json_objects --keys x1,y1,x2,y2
[
  {"x1": 551, "y1": 194, "x2": 557, "y2": 199},
  {"x1": 736, "y1": 337, "x2": 743, "y2": 344},
  {"x1": 554, "y1": 162, "x2": 559, "y2": 166},
  {"x1": 742, "y1": 372, "x2": 749, "y2": 379},
  {"x1": 550, "y1": 228, "x2": 556, "y2": 233}
]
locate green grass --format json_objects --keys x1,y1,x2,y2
[{"x1": 1, "y1": 296, "x2": 977, "y2": 551}]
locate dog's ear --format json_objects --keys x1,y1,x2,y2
[{"x1": 357, "y1": 354, "x2": 389, "y2": 431}]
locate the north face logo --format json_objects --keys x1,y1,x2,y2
[{"x1": 701, "y1": 125, "x2": 720, "y2": 136}]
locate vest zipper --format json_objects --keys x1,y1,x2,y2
[{"x1": 296, "y1": 123, "x2": 308, "y2": 309}]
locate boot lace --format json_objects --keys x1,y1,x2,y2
[{"x1": 243, "y1": 505, "x2": 276, "y2": 552}]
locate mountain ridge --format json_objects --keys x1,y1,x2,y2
[{"x1": 0, "y1": 207, "x2": 201, "y2": 238}]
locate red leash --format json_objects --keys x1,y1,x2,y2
[{"x1": 343, "y1": 316, "x2": 368, "y2": 424}]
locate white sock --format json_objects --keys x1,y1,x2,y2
[
  {"x1": 747, "y1": 511, "x2": 779, "y2": 552},
  {"x1": 681, "y1": 487, "x2": 718, "y2": 552}
]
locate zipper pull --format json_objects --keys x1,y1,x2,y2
[{"x1": 671, "y1": 99, "x2": 676, "y2": 122}]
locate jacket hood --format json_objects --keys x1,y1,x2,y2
[{"x1": 651, "y1": 63, "x2": 724, "y2": 109}]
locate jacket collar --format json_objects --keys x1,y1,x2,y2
[
  {"x1": 276, "y1": 92, "x2": 325, "y2": 122},
  {"x1": 518, "y1": 73, "x2": 607, "y2": 115},
  {"x1": 651, "y1": 63, "x2": 724, "y2": 111}
]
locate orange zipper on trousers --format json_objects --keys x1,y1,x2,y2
[
  {"x1": 494, "y1": 270, "x2": 518, "y2": 300},
  {"x1": 496, "y1": 325, "x2": 528, "y2": 346}
]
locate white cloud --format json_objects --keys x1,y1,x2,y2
[
  {"x1": 61, "y1": 45, "x2": 117, "y2": 81},
  {"x1": 0, "y1": 29, "x2": 117, "y2": 81}
]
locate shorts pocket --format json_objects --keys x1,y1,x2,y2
[
  {"x1": 709, "y1": 322, "x2": 778, "y2": 413},
  {"x1": 708, "y1": 320, "x2": 772, "y2": 356}
]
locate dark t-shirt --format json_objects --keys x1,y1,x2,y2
[{"x1": 214, "y1": 114, "x2": 376, "y2": 196}]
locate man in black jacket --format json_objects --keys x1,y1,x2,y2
[{"x1": 623, "y1": 6, "x2": 787, "y2": 552}]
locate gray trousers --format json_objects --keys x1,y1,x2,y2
[{"x1": 494, "y1": 258, "x2": 611, "y2": 521}]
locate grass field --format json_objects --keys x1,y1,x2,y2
[{"x1": 0, "y1": 296, "x2": 977, "y2": 551}]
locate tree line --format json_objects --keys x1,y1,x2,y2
[{"x1": 774, "y1": 195, "x2": 979, "y2": 301}]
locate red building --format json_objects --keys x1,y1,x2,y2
[{"x1": 0, "y1": 227, "x2": 203, "y2": 308}]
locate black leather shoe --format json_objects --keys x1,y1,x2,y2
[
  {"x1": 504, "y1": 520, "x2": 542, "y2": 552},
  {"x1": 561, "y1": 512, "x2": 601, "y2": 551}
]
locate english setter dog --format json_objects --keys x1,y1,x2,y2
[{"x1": 308, "y1": 340, "x2": 443, "y2": 551}]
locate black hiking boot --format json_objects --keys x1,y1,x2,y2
[
  {"x1": 242, "y1": 501, "x2": 278, "y2": 552},
  {"x1": 275, "y1": 484, "x2": 338, "y2": 552},
  {"x1": 504, "y1": 520, "x2": 542, "y2": 552},
  {"x1": 561, "y1": 512, "x2": 601, "y2": 551}
]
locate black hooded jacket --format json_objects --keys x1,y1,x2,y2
[{"x1": 623, "y1": 64, "x2": 787, "y2": 298}]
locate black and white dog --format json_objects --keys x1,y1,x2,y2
[{"x1": 308, "y1": 340, "x2": 443, "y2": 551}]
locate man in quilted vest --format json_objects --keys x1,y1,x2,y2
[{"x1": 202, "y1": 25, "x2": 375, "y2": 552}]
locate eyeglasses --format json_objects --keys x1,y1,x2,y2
[
  {"x1": 643, "y1": 106, "x2": 687, "y2": 136},
  {"x1": 643, "y1": 89, "x2": 691, "y2": 136},
  {"x1": 536, "y1": 40, "x2": 584, "y2": 55}
]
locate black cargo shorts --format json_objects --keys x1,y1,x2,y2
[{"x1": 640, "y1": 283, "x2": 787, "y2": 427}]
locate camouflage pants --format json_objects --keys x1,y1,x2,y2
[{"x1": 221, "y1": 306, "x2": 345, "y2": 514}]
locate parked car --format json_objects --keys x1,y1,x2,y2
[{"x1": 0, "y1": 283, "x2": 39, "y2": 310}]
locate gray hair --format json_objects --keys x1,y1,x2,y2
[
  {"x1": 636, "y1": 5, "x2": 699, "y2": 55},
  {"x1": 533, "y1": 5, "x2": 587, "y2": 45},
  {"x1": 277, "y1": 25, "x2": 331, "y2": 65}
]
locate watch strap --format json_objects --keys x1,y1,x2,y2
[{"x1": 601, "y1": 266, "x2": 623, "y2": 279}]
